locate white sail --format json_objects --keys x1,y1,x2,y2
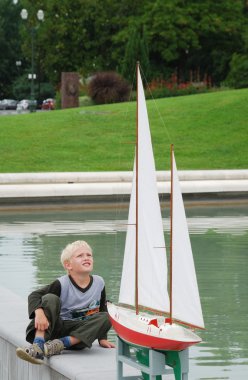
[
  {"x1": 171, "y1": 152, "x2": 205, "y2": 329},
  {"x1": 119, "y1": 68, "x2": 170, "y2": 313}
]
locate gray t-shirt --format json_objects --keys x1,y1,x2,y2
[{"x1": 58, "y1": 274, "x2": 105, "y2": 320}]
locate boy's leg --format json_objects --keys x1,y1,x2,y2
[
  {"x1": 41, "y1": 312, "x2": 111, "y2": 357},
  {"x1": 26, "y1": 293, "x2": 62, "y2": 343},
  {"x1": 61, "y1": 312, "x2": 112, "y2": 350},
  {"x1": 16, "y1": 294, "x2": 62, "y2": 365},
  {"x1": 17, "y1": 310, "x2": 112, "y2": 362}
]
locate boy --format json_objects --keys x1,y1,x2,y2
[{"x1": 16, "y1": 240, "x2": 115, "y2": 365}]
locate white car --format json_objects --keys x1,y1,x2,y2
[
  {"x1": 16, "y1": 99, "x2": 37, "y2": 111},
  {"x1": 16, "y1": 100, "x2": 30, "y2": 111}
]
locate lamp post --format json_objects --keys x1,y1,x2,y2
[{"x1": 20, "y1": 7, "x2": 44, "y2": 112}]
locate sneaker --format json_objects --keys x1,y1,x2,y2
[
  {"x1": 44, "y1": 339, "x2": 64, "y2": 358},
  {"x1": 16, "y1": 343, "x2": 44, "y2": 365}
]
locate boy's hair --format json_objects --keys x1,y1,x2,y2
[{"x1": 60, "y1": 240, "x2": 93, "y2": 268}]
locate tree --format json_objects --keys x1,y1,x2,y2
[
  {"x1": 1, "y1": 0, "x2": 248, "y2": 97},
  {"x1": 33, "y1": 0, "x2": 118, "y2": 85},
  {"x1": 0, "y1": 0, "x2": 22, "y2": 97},
  {"x1": 224, "y1": 24, "x2": 248, "y2": 88},
  {"x1": 179, "y1": 0, "x2": 247, "y2": 84},
  {"x1": 121, "y1": 25, "x2": 150, "y2": 84},
  {"x1": 225, "y1": 53, "x2": 248, "y2": 88}
]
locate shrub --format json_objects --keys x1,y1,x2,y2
[
  {"x1": 79, "y1": 96, "x2": 93, "y2": 107},
  {"x1": 145, "y1": 74, "x2": 208, "y2": 99},
  {"x1": 88, "y1": 71, "x2": 131, "y2": 104},
  {"x1": 224, "y1": 53, "x2": 248, "y2": 89},
  {"x1": 55, "y1": 91, "x2": 61, "y2": 109}
]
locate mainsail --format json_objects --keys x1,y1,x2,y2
[{"x1": 119, "y1": 68, "x2": 170, "y2": 313}]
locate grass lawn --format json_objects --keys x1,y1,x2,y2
[{"x1": 0, "y1": 88, "x2": 247, "y2": 172}]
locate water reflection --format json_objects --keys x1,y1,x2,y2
[{"x1": 0, "y1": 204, "x2": 247, "y2": 379}]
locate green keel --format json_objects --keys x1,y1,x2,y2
[
  {"x1": 164, "y1": 351, "x2": 182, "y2": 380},
  {"x1": 135, "y1": 347, "x2": 182, "y2": 380},
  {"x1": 135, "y1": 348, "x2": 161, "y2": 380}
]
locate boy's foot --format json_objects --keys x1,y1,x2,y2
[
  {"x1": 16, "y1": 343, "x2": 44, "y2": 365},
  {"x1": 44, "y1": 339, "x2": 64, "y2": 358}
]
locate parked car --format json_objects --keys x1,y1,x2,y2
[
  {"x1": 41, "y1": 98, "x2": 55, "y2": 110},
  {"x1": 0, "y1": 99, "x2": 18, "y2": 110},
  {"x1": 16, "y1": 99, "x2": 37, "y2": 111}
]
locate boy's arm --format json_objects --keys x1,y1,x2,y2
[
  {"x1": 99, "y1": 287, "x2": 107, "y2": 312},
  {"x1": 28, "y1": 280, "x2": 61, "y2": 319},
  {"x1": 98, "y1": 286, "x2": 115, "y2": 347},
  {"x1": 99, "y1": 339, "x2": 115, "y2": 348},
  {"x1": 98, "y1": 287, "x2": 108, "y2": 340},
  {"x1": 34, "y1": 307, "x2": 50, "y2": 331}
]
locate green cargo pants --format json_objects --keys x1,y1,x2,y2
[{"x1": 26, "y1": 293, "x2": 111, "y2": 350}]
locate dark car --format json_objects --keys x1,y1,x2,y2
[
  {"x1": 41, "y1": 98, "x2": 55, "y2": 110},
  {"x1": 0, "y1": 99, "x2": 18, "y2": 110}
]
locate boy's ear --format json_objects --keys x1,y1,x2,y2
[{"x1": 64, "y1": 260, "x2": 72, "y2": 270}]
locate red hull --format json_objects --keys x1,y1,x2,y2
[{"x1": 109, "y1": 314, "x2": 199, "y2": 351}]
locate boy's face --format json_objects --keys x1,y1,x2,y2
[{"x1": 65, "y1": 247, "x2": 93, "y2": 274}]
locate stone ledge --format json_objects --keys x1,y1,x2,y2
[
  {"x1": 0, "y1": 171, "x2": 247, "y2": 201},
  {"x1": 0, "y1": 170, "x2": 247, "y2": 184}
]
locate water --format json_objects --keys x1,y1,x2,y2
[{"x1": 0, "y1": 203, "x2": 247, "y2": 379}]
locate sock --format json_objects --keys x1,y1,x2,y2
[
  {"x1": 59, "y1": 336, "x2": 71, "y2": 348},
  {"x1": 33, "y1": 337, "x2": 45, "y2": 351}
]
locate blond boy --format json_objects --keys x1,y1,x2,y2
[{"x1": 16, "y1": 240, "x2": 114, "y2": 365}]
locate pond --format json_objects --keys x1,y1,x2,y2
[{"x1": 0, "y1": 202, "x2": 247, "y2": 379}]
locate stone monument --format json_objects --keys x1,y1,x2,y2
[{"x1": 61, "y1": 72, "x2": 79, "y2": 109}]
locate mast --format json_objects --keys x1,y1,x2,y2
[
  {"x1": 135, "y1": 62, "x2": 139, "y2": 315},
  {"x1": 169, "y1": 144, "x2": 174, "y2": 324}
]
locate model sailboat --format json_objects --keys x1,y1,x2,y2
[{"x1": 107, "y1": 63, "x2": 204, "y2": 351}]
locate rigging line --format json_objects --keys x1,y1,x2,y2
[
  {"x1": 169, "y1": 144, "x2": 174, "y2": 325},
  {"x1": 127, "y1": 65, "x2": 137, "y2": 103},
  {"x1": 135, "y1": 62, "x2": 139, "y2": 315},
  {"x1": 113, "y1": 65, "x2": 137, "y2": 253},
  {"x1": 113, "y1": 66, "x2": 137, "y2": 305},
  {"x1": 139, "y1": 64, "x2": 171, "y2": 218},
  {"x1": 115, "y1": 63, "x2": 136, "y2": 191},
  {"x1": 139, "y1": 65, "x2": 172, "y2": 144}
]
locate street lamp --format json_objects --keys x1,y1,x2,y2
[{"x1": 20, "y1": 8, "x2": 44, "y2": 112}]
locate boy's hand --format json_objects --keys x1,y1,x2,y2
[
  {"x1": 99, "y1": 339, "x2": 115, "y2": 348},
  {"x1": 34, "y1": 308, "x2": 49, "y2": 331}
]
